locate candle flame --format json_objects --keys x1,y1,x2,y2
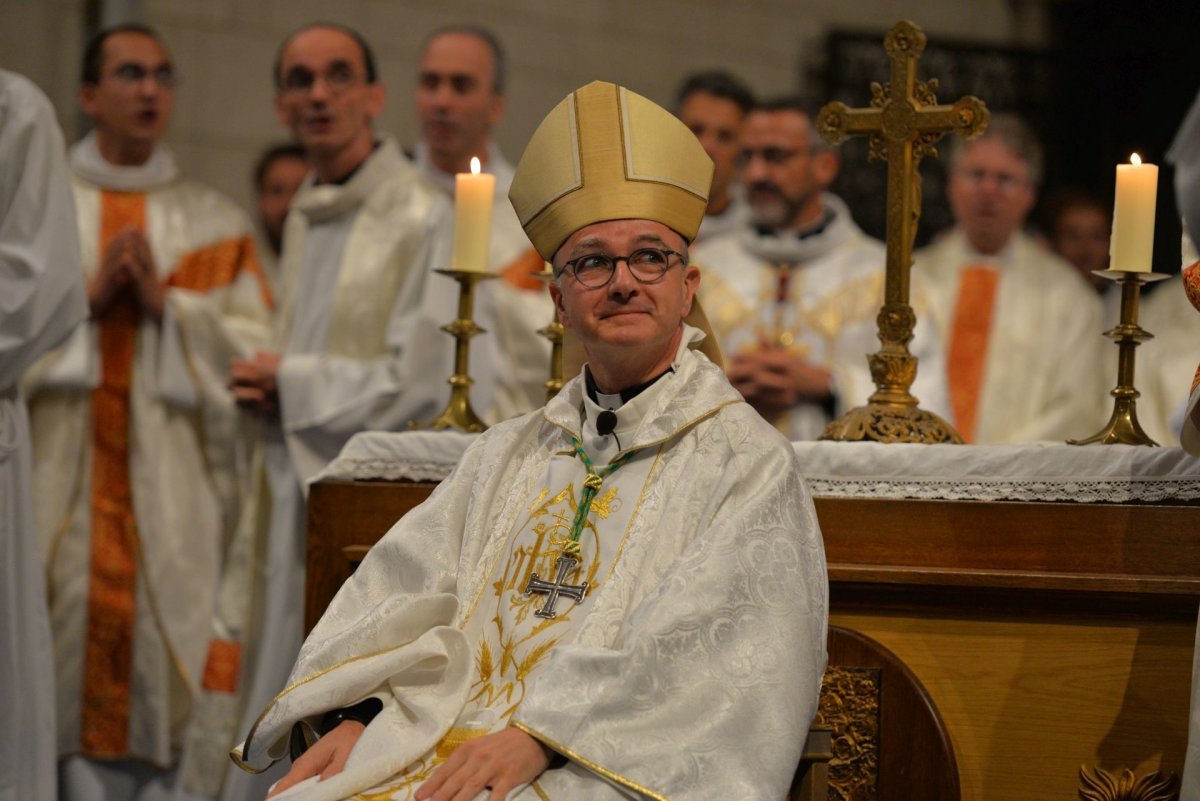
[
  {"x1": 1130, "y1": 152, "x2": 1142, "y2": 166},
  {"x1": 470, "y1": 156, "x2": 481, "y2": 175}
]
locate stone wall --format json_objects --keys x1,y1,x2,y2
[{"x1": 2, "y1": 0, "x2": 1050, "y2": 214}]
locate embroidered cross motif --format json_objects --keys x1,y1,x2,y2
[{"x1": 524, "y1": 555, "x2": 589, "y2": 619}]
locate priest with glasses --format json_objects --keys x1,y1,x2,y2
[{"x1": 233, "y1": 80, "x2": 828, "y2": 801}]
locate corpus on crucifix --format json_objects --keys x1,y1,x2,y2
[{"x1": 817, "y1": 20, "x2": 989, "y2": 443}]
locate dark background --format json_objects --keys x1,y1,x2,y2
[{"x1": 822, "y1": 0, "x2": 1200, "y2": 280}]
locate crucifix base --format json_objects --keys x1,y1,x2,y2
[{"x1": 821, "y1": 402, "x2": 963, "y2": 444}]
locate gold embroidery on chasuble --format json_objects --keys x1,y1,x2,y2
[{"x1": 355, "y1": 452, "x2": 650, "y2": 801}]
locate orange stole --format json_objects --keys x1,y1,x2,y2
[
  {"x1": 82, "y1": 192, "x2": 267, "y2": 756},
  {"x1": 946, "y1": 265, "x2": 1000, "y2": 443},
  {"x1": 82, "y1": 190, "x2": 145, "y2": 756}
]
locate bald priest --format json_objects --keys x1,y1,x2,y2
[{"x1": 232, "y1": 81, "x2": 828, "y2": 801}]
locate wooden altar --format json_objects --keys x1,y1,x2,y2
[{"x1": 307, "y1": 481, "x2": 1200, "y2": 801}]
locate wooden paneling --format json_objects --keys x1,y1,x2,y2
[{"x1": 815, "y1": 497, "x2": 1199, "y2": 801}]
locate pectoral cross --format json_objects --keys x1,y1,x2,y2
[
  {"x1": 816, "y1": 20, "x2": 989, "y2": 444},
  {"x1": 524, "y1": 555, "x2": 589, "y2": 619}
]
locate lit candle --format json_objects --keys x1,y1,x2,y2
[
  {"x1": 1109, "y1": 153, "x2": 1158, "y2": 272},
  {"x1": 451, "y1": 156, "x2": 495, "y2": 272}
]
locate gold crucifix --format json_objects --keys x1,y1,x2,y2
[{"x1": 817, "y1": 20, "x2": 989, "y2": 444}]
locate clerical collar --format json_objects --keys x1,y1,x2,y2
[
  {"x1": 585, "y1": 366, "x2": 674, "y2": 409},
  {"x1": 755, "y1": 207, "x2": 835, "y2": 241},
  {"x1": 314, "y1": 140, "x2": 382, "y2": 186},
  {"x1": 69, "y1": 130, "x2": 179, "y2": 191}
]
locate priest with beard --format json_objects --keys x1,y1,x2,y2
[{"x1": 693, "y1": 96, "x2": 949, "y2": 440}]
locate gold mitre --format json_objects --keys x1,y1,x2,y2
[{"x1": 509, "y1": 80, "x2": 714, "y2": 261}]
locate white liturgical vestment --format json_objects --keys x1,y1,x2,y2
[
  {"x1": 913, "y1": 229, "x2": 1108, "y2": 444},
  {"x1": 236, "y1": 327, "x2": 828, "y2": 801},
  {"x1": 0, "y1": 70, "x2": 88, "y2": 801},
  {"x1": 695, "y1": 193, "x2": 950, "y2": 440},
  {"x1": 23, "y1": 124, "x2": 271, "y2": 781}
]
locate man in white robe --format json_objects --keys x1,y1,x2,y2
[
  {"x1": 235, "y1": 80, "x2": 828, "y2": 801},
  {"x1": 214, "y1": 24, "x2": 469, "y2": 801},
  {"x1": 694, "y1": 97, "x2": 950, "y2": 440},
  {"x1": 413, "y1": 25, "x2": 551, "y2": 418},
  {"x1": 913, "y1": 114, "x2": 1107, "y2": 444},
  {"x1": 21, "y1": 25, "x2": 272, "y2": 801},
  {"x1": 0, "y1": 69, "x2": 88, "y2": 801},
  {"x1": 675, "y1": 70, "x2": 755, "y2": 246},
  {"x1": 1170, "y1": 87, "x2": 1200, "y2": 801}
]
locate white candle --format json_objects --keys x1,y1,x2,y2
[
  {"x1": 1109, "y1": 153, "x2": 1158, "y2": 272},
  {"x1": 451, "y1": 156, "x2": 495, "y2": 273}
]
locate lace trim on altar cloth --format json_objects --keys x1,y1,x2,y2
[
  {"x1": 318, "y1": 456, "x2": 457, "y2": 483},
  {"x1": 803, "y1": 475, "x2": 1200, "y2": 503},
  {"x1": 794, "y1": 441, "x2": 1200, "y2": 504}
]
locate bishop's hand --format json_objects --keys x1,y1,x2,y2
[
  {"x1": 266, "y1": 720, "x2": 365, "y2": 799},
  {"x1": 414, "y1": 728, "x2": 553, "y2": 801}
]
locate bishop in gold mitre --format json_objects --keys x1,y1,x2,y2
[{"x1": 233, "y1": 80, "x2": 827, "y2": 801}]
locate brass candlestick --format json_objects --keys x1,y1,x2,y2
[
  {"x1": 1067, "y1": 269, "x2": 1169, "y2": 446},
  {"x1": 411, "y1": 268, "x2": 497, "y2": 433},
  {"x1": 538, "y1": 318, "x2": 564, "y2": 403},
  {"x1": 535, "y1": 269, "x2": 564, "y2": 402}
]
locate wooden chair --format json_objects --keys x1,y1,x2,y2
[{"x1": 791, "y1": 625, "x2": 959, "y2": 801}]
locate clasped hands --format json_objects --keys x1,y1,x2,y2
[
  {"x1": 266, "y1": 722, "x2": 552, "y2": 801},
  {"x1": 88, "y1": 227, "x2": 165, "y2": 322},
  {"x1": 229, "y1": 351, "x2": 282, "y2": 416},
  {"x1": 726, "y1": 340, "x2": 833, "y2": 415}
]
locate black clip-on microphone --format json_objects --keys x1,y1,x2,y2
[{"x1": 597, "y1": 410, "x2": 618, "y2": 437}]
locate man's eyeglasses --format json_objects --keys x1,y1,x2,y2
[
  {"x1": 954, "y1": 167, "x2": 1029, "y2": 193},
  {"x1": 736, "y1": 147, "x2": 808, "y2": 167},
  {"x1": 559, "y1": 248, "x2": 685, "y2": 288},
  {"x1": 109, "y1": 63, "x2": 175, "y2": 88},
  {"x1": 280, "y1": 63, "x2": 363, "y2": 95}
]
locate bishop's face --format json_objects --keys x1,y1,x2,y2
[{"x1": 551, "y1": 220, "x2": 699, "y2": 366}]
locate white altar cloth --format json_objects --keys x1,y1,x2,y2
[{"x1": 314, "y1": 432, "x2": 1200, "y2": 505}]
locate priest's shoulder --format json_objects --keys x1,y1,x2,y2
[
  {"x1": 363, "y1": 150, "x2": 446, "y2": 219},
  {"x1": 146, "y1": 177, "x2": 256, "y2": 236}
]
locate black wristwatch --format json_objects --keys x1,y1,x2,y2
[{"x1": 320, "y1": 696, "x2": 384, "y2": 735}]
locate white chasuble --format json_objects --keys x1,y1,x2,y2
[
  {"x1": 913, "y1": 229, "x2": 1109, "y2": 444},
  {"x1": 352, "y1": 426, "x2": 658, "y2": 801},
  {"x1": 235, "y1": 329, "x2": 828, "y2": 801},
  {"x1": 25, "y1": 132, "x2": 271, "y2": 769}
]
